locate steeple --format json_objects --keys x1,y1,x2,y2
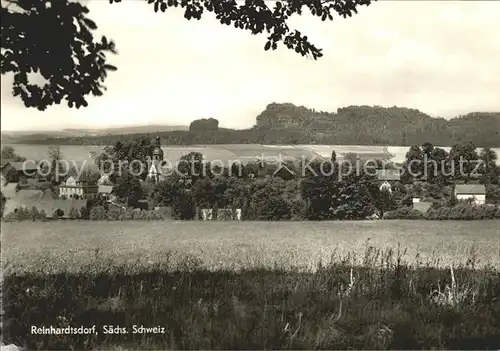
[{"x1": 152, "y1": 136, "x2": 164, "y2": 161}]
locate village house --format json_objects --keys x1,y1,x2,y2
[
  {"x1": 260, "y1": 163, "x2": 295, "y2": 181},
  {"x1": 1, "y1": 186, "x2": 83, "y2": 219},
  {"x1": 1, "y1": 161, "x2": 39, "y2": 183},
  {"x1": 412, "y1": 197, "x2": 432, "y2": 213},
  {"x1": 454, "y1": 184, "x2": 486, "y2": 205},
  {"x1": 59, "y1": 169, "x2": 98, "y2": 200},
  {"x1": 5, "y1": 199, "x2": 89, "y2": 219},
  {"x1": 1, "y1": 182, "x2": 18, "y2": 200},
  {"x1": 147, "y1": 136, "x2": 169, "y2": 183}
]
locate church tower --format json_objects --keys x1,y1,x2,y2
[{"x1": 148, "y1": 136, "x2": 164, "y2": 183}]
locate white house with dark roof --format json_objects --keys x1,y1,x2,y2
[
  {"x1": 376, "y1": 168, "x2": 401, "y2": 193},
  {"x1": 454, "y1": 184, "x2": 486, "y2": 205}
]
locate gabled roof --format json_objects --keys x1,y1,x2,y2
[
  {"x1": 3, "y1": 198, "x2": 88, "y2": 218},
  {"x1": 14, "y1": 189, "x2": 44, "y2": 201},
  {"x1": 6, "y1": 162, "x2": 38, "y2": 171},
  {"x1": 414, "y1": 202, "x2": 432, "y2": 213},
  {"x1": 98, "y1": 185, "x2": 114, "y2": 194},
  {"x1": 1, "y1": 182, "x2": 18, "y2": 199},
  {"x1": 454, "y1": 184, "x2": 486, "y2": 195}
]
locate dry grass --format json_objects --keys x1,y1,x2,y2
[{"x1": 2, "y1": 220, "x2": 499, "y2": 274}]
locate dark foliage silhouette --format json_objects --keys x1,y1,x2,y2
[
  {"x1": 1, "y1": 0, "x2": 117, "y2": 110},
  {"x1": 1, "y1": 0, "x2": 373, "y2": 110}
]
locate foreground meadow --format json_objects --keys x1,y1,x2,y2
[
  {"x1": 2, "y1": 220, "x2": 500, "y2": 273},
  {"x1": 2, "y1": 248, "x2": 500, "y2": 349},
  {"x1": 2, "y1": 220, "x2": 500, "y2": 349}
]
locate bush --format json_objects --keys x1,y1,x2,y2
[
  {"x1": 383, "y1": 206, "x2": 425, "y2": 220},
  {"x1": 30, "y1": 206, "x2": 40, "y2": 221},
  {"x1": 259, "y1": 197, "x2": 291, "y2": 220},
  {"x1": 425, "y1": 204, "x2": 498, "y2": 220},
  {"x1": 124, "y1": 208, "x2": 135, "y2": 220},
  {"x1": 69, "y1": 207, "x2": 80, "y2": 220},
  {"x1": 39, "y1": 209, "x2": 47, "y2": 221},
  {"x1": 2, "y1": 259, "x2": 500, "y2": 350}
]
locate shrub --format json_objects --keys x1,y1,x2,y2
[
  {"x1": 2, "y1": 207, "x2": 36, "y2": 221},
  {"x1": 132, "y1": 208, "x2": 143, "y2": 220},
  {"x1": 38, "y1": 209, "x2": 47, "y2": 221},
  {"x1": 30, "y1": 206, "x2": 40, "y2": 221},
  {"x1": 124, "y1": 208, "x2": 135, "y2": 220},
  {"x1": 2, "y1": 258, "x2": 500, "y2": 350},
  {"x1": 89, "y1": 206, "x2": 106, "y2": 221},
  {"x1": 425, "y1": 204, "x2": 498, "y2": 220},
  {"x1": 106, "y1": 208, "x2": 123, "y2": 221}
]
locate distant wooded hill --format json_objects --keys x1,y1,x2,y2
[
  {"x1": 1, "y1": 124, "x2": 189, "y2": 144},
  {"x1": 4, "y1": 104, "x2": 500, "y2": 147}
]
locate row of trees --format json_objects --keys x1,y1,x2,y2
[
  {"x1": 384, "y1": 203, "x2": 500, "y2": 220},
  {"x1": 97, "y1": 138, "x2": 499, "y2": 220},
  {"x1": 401, "y1": 142, "x2": 499, "y2": 185},
  {"x1": 8, "y1": 107, "x2": 500, "y2": 148},
  {"x1": 91, "y1": 136, "x2": 399, "y2": 220}
]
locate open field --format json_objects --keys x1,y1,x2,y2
[
  {"x1": 3, "y1": 221, "x2": 500, "y2": 349},
  {"x1": 2, "y1": 220, "x2": 500, "y2": 274},
  {"x1": 5, "y1": 143, "x2": 500, "y2": 166}
]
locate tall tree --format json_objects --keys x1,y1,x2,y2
[
  {"x1": 46, "y1": 145, "x2": 65, "y2": 183},
  {"x1": 1, "y1": 0, "x2": 374, "y2": 110},
  {"x1": 448, "y1": 141, "x2": 479, "y2": 182},
  {"x1": 479, "y1": 148, "x2": 498, "y2": 184},
  {"x1": 1, "y1": 146, "x2": 26, "y2": 162}
]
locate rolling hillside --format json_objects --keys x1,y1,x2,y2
[{"x1": 4, "y1": 104, "x2": 500, "y2": 147}]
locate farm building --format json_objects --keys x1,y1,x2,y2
[
  {"x1": 412, "y1": 199, "x2": 432, "y2": 214},
  {"x1": 3, "y1": 190, "x2": 87, "y2": 219},
  {"x1": 376, "y1": 169, "x2": 401, "y2": 193},
  {"x1": 1, "y1": 182, "x2": 18, "y2": 199},
  {"x1": 147, "y1": 136, "x2": 171, "y2": 183},
  {"x1": 1, "y1": 161, "x2": 39, "y2": 182},
  {"x1": 98, "y1": 185, "x2": 114, "y2": 199},
  {"x1": 454, "y1": 184, "x2": 486, "y2": 205},
  {"x1": 198, "y1": 208, "x2": 242, "y2": 220},
  {"x1": 59, "y1": 169, "x2": 98, "y2": 200}
]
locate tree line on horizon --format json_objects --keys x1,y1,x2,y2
[
  {"x1": 2, "y1": 139, "x2": 500, "y2": 221},
  {"x1": 6, "y1": 104, "x2": 500, "y2": 148}
]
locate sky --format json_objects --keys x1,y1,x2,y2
[{"x1": 1, "y1": 0, "x2": 500, "y2": 131}]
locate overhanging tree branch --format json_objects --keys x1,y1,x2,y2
[{"x1": 1, "y1": 0, "x2": 374, "y2": 111}]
